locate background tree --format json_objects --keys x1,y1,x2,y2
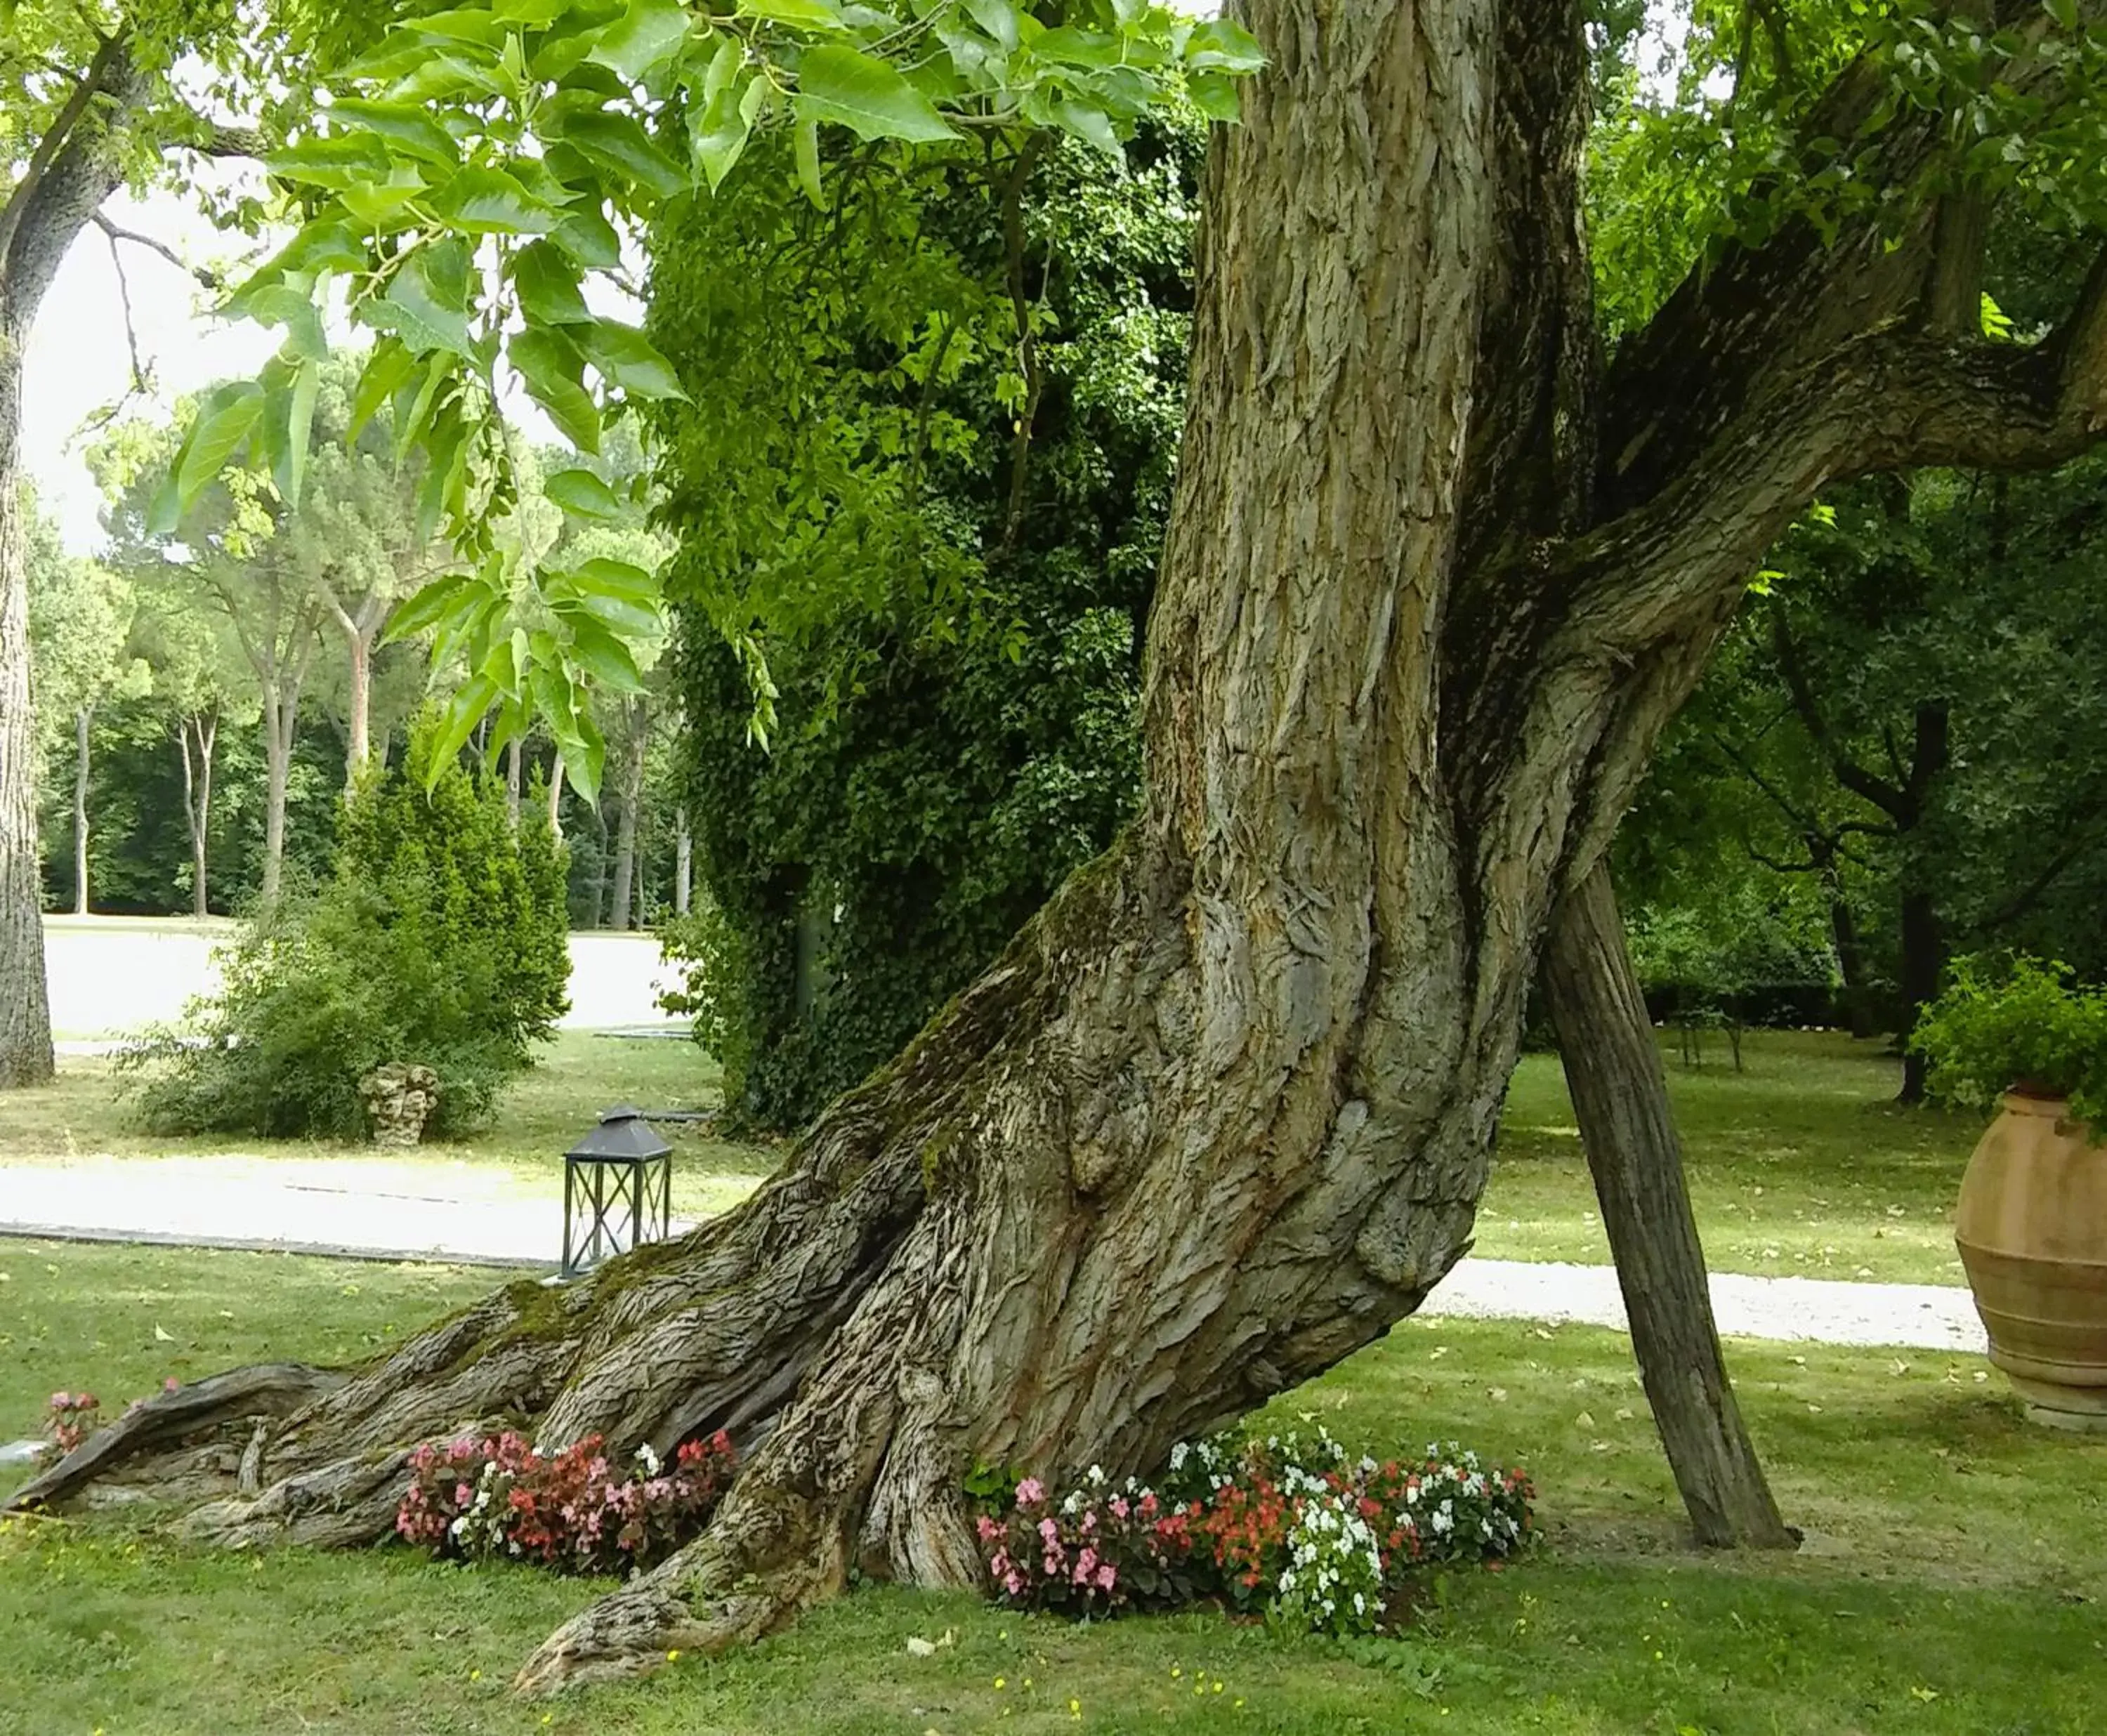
[
  {"x1": 0, "y1": 0, "x2": 374, "y2": 1081},
  {"x1": 22, "y1": 490, "x2": 147, "y2": 913},
  {"x1": 653, "y1": 122, "x2": 1197, "y2": 1128}
]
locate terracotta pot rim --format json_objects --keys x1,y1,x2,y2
[{"x1": 2001, "y1": 1089, "x2": 2075, "y2": 1113}]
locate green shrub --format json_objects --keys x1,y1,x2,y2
[
  {"x1": 1909, "y1": 954, "x2": 2107, "y2": 1128},
  {"x1": 126, "y1": 721, "x2": 570, "y2": 1140}
]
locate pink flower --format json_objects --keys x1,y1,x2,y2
[
  {"x1": 1003, "y1": 1570, "x2": 1025, "y2": 1595},
  {"x1": 975, "y1": 1515, "x2": 1001, "y2": 1542},
  {"x1": 1095, "y1": 1563, "x2": 1117, "y2": 1591},
  {"x1": 1014, "y1": 1478, "x2": 1044, "y2": 1506},
  {"x1": 1037, "y1": 1516, "x2": 1059, "y2": 1544},
  {"x1": 1072, "y1": 1546, "x2": 1099, "y2": 1584},
  {"x1": 1110, "y1": 1497, "x2": 1130, "y2": 1520}
]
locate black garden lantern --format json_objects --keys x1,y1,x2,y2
[{"x1": 560, "y1": 1105, "x2": 672, "y2": 1277}]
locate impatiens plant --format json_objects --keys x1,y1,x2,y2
[
  {"x1": 973, "y1": 1424, "x2": 1534, "y2": 1638},
  {"x1": 395, "y1": 1428, "x2": 737, "y2": 1573}
]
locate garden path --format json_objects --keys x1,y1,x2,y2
[{"x1": 0, "y1": 1156, "x2": 1988, "y2": 1353}]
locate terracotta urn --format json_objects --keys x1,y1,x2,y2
[{"x1": 1954, "y1": 1093, "x2": 2107, "y2": 1431}]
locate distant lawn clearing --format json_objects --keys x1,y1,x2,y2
[
  {"x1": 4, "y1": 1027, "x2": 1982, "y2": 1284},
  {"x1": 0, "y1": 1241, "x2": 2099, "y2": 1735}
]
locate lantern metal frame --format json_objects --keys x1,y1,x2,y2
[{"x1": 560, "y1": 1105, "x2": 674, "y2": 1277}]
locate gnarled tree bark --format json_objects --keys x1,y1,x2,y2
[{"x1": 17, "y1": 0, "x2": 2107, "y2": 1696}]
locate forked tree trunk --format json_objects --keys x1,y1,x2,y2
[
  {"x1": 258, "y1": 684, "x2": 301, "y2": 906},
  {"x1": 1544, "y1": 863, "x2": 1792, "y2": 1548},
  {"x1": 20, "y1": 0, "x2": 2107, "y2": 1697},
  {"x1": 72, "y1": 706, "x2": 92, "y2": 914},
  {"x1": 178, "y1": 713, "x2": 217, "y2": 919}
]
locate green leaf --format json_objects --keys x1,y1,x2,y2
[
  {"x1": 691, "y1": 72, "x2": 756, "y2": 190},
  {"x1": 736, "y1": 0, "x2": 844, "y2": 28},
  {"x1": 350, "y1": 338, "x2": 419, "y2": 438},
  {"x1": 556, "y1": 700, "x2": 605, "y2": 805},
  {"x1": 512, "y1": 241, "x2": 594, "y2": 324},
  {"x1": 557, "y1": 111, "x2": 688, "y2": 199},
  {"x1": 384, "y1": 572, "x2": 477, "y2": 643},
  {"x1": 428, "y1": 674, "x2": 501, "y2": 784},
  {"x1": 546, "y1": 467, "x2": 624, "y2": 519},
  {"x1": 326, "y1": 99, "x2": 460, "y2": 168},
  {"x1": 588, "y1": 0, "x2": 690, "y2": 80},
  {"x1": 1055, "y1": 99, "x2": 1121, "y2": 156},
  {"x1": 178, "y1": 384, "x2": 265, "y2": 501},
  {"x1": 372, "y1": 246, "x2": 480, "y2": 360},
  {"x1": 429, "y1": 164, "x2": 563, "y2": 234},
  {"x1": 573, "y1": 555, "x2": 659, "y2": 601},
  {"x1": 552, "y1": 204, "x2": 624, "y2": 268},
  {"x1": 263, "y1": 134, "x2": 392, "y2": 190},
  {"x1": 702, "y1": 32, "x2": 743, "y2": 102},
  {"x1": 566, "y1": 617, "x2": 646, "y2": 692},
  {"x1": 960, "y1": 0, "x2": 1017, "y2": 52},
  {"x1": 1032, "y1": 26, "x2": 1120, "y2": 70},
  {"x1": 573, "y1": 588, "x2": 662, "y2": 637},
  {"x1": 1183, "y1": 18, "x2": 1266, "y2": 73},
  {"x1": 282, "y1": 356, "x2": 320, "y2": 509},
  {"x1": 1187, "y1": 71, "x2": 1242, "y2": 122},
  {"x1": 511, "y1": 328, "x2": 603, "y2": 451},
  {"x1": 579, "y1": 318, "x2": 686, "y2": 399},
  {"x1": 339, "y1": 164, "x2": 431, "y2": 228},
  {"x1": 246, "y1": 285, "x2": 329, "y2": 362},
  {"x1": 796, "y1": 44, "x2": 959, "y2": 143},
  {"x1": 402, "y1": 6, "x2": 513, "y2": 45},
  {"x1": 395, "y1": 355, "x2": 457, "y2": 464},
  {"x1": 795, "y1": 109, "x2": 825, "y2": 207},
  {"x1": 2044, "y1": 0, "x2": 2078, "y2": 27}
]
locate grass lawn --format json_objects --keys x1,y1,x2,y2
[
  {"x1": 0, "y1": 1032, "x2": 775, "y2": 1223},
  {"x1": 1479, "y1": 1032, "x2": 1981, "y2": 1287},
  {"x1": 1, "y1": 1242, "x2": 2101, "y2": 1735},
  {"x1": 4, "y1": 1028, "x2": 1988, "y2": 1282}
]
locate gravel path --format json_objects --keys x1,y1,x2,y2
[{"x1": 0, "y1": 1159, "x2": 1987, "y2": 1354}]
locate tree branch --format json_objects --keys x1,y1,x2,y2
[
  {"x1": 0, "y1": 30, "x2": 127, "y2": 272},
  {"x1": 91, "y1": 212, "x2": 223, "y2": 289}
]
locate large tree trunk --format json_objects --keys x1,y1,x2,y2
[
  {"x1": 1545, "y1": 863, "x2": 1792, "y2": 1548},
  {"x1": 0, "y1": 331, "x2": 55, "y2": 1086},
  {"x1": 72, "y1": 704, "x2": 91, "y2": 915},
  {"x1": 0, "y1": 36, "x2": 145, "y2": 1084},
  {"x1": 19, "y1": 0, "x2": 2107, "y2": 1697}
]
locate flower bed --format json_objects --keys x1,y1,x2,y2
[
  {"x1": 973, "y1": 1426, "x2": 1532, "y2": 1637},
  {"x1": 395, "y1": 1429, "x2": 737, "y2": 1574}
]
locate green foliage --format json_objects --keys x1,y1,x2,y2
[
  {"x1": 653, "y1": 122, "x2": 1195, "y2": 1129},
  {"x1": 125, "y1": 716, "x2": 570, "y2": 1139},
  {"x1": 141, "y1": 0, "x2": 1261, "y2": 789},
  {"x1": 1910, "y1": 954, "x2": 2107, "y2": 1127}
]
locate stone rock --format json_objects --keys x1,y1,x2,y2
[{"x1": 359, "y1": 1063, "x2": 441, "y2": 1148}]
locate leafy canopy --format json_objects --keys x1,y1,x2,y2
[{"x1": 149, "y1": 0, "x2": 1261, "y2": 798}]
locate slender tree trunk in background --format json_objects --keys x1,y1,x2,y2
[
  {"x1": 1545, "y1": 864, "x2": 1793, "y2": 1548},
  {"x1": 0, "y1": 330, "x2": 55, "y2": 1085},
  {"x1": 72, "y1": 704, "x2": 91, "y2": 915},
  {"x1": 341, "y1": 631, "x2": 370, "y2": 775},
  {"x1": 177, "y1": 713, "x2": 217, "y2": 920},
  {"x1": 609, "y1": 703, "x2": 648, "y2": 931},
  {"x1": 674, "y1": 806, "x2": 692, "y2": 917},
  {"x1": 260, "y1": 691, "x2": 293, "y2": 907},
  {"x1": 23, "y1": 0, "x2": 2107, "y2": 1692},
  {"x1": 591, "y1": 801, "x2": 610, "y2": 929},
  {"x1": 506, "y1": 737, "x2": 523, "y2": 831},
  {"x1": 546, "y1": 749, "x2": 564, "y2": 836}
]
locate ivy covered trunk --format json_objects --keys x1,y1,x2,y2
[{"x1": 18, "y1": 0, "x2": 2107, "y2": 1695}]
